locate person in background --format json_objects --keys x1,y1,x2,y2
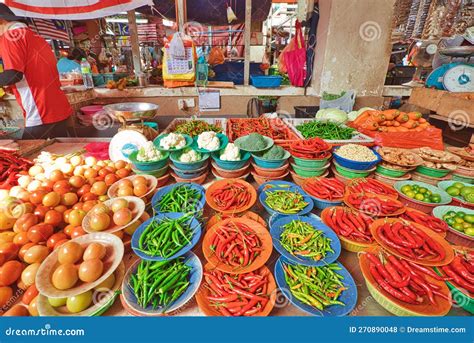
[
  {"x1": 0, "y1": 4, "x2": 72, "y2": 139},
  {"x1": 57, "y1": 47, "x2": 87, "y2": 74}
]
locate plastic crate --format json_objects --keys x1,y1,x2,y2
[
  {"x1": 283, "y1": 118, "x2": 375, "y2": 146},
  {"x1": 103, "y1": 72, "x2": 129, "y2": 82},
  {"x1": 294, "y1": 106, "x2": 319, "y2": 118},
  {"x1": 161, "y1": 118, "x2": 227, "y2": 137},
  {"x1": 0, "y1": 127, "x2": 23, "y2": 139},
  {"x1": 226, "y1": 118, "x2": 302, "y2": 148},
  {"x1": 92, "y1": 74, "x2": 105, "y2": 87},
  {"x1": 250, "y1": 75, "x2": 282, "y2": 88}
]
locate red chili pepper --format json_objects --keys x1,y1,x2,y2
[
  {"x1": 451, "y1": 255, "x2": 474, "y2": 284},
  {"x1": 369, "y1": 263, "x2": 417, "y2": 304}
]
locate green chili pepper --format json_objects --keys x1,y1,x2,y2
[
  {"x1": 265, "y1": 190, "x2": 308, "y2": 214},
  {"x1": 296, "y1": 121, "x2": 355, "y2": 140}
]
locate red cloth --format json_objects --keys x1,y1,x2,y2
[{"x1": 0, "y1": 23, "x2": 72, "y2": 127}]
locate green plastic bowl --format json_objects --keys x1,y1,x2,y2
[
  {"x1": 452, "y1": 173, "x2": 474, "y2": 185},
  {"x1": 416, "y1": 165, "x2": 451, "y2": 178},
  {"x1": 432, "y1": 205, "x2": 474, "y2": 245},
  {"x1": 437, "y1": 180, "x2": 474, "y2": 206},
  {"x1": 292, "y1": 155, "x2": 330, "y2": 169},
  {"x1": 434, "y1": 267, "x2": 474, "y2": 314},
  {"x1": 376, "y1": 165, "x2": 407, "y2": 178},
  {"x1": 129, "y1": 151, "x2": 170, "y2": 171},
  {"x1": 393, "y1": 181, "x2": 452, "y2": 213},
  {"x1": 291, "y1": 163, "x2": 329, "y2": 178},
  {"x1": 132, "y1": 164, "x2": 169, "y2": 177},
  {"x1": 334, "y1": 162, "x2": 374, "y2": 179}
]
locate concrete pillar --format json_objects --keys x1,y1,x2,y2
[{"x1": 312, "y1": 0, "x2": 395, "y2": 96}]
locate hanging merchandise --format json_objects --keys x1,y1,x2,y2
[
  {"x1": 163, "y1": 33, "x2": 197, "y2": 88},
  {"x1": 208, "y1": 47, "x2": 225, "y2": 66},
  {"x1": 281, "y1": 21, "x2": 306, "y2": 87},
  {"x1": 227, "y1": 1, "x2": 238, "y2": 24},
  {"x1": 412, "y1": 0, "x2": 432, "y2": 38},
  {"x1": 405, "y1": 0, "x2": 421, "y2": 39}
]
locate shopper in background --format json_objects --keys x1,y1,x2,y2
[
  {"x1": 57, "y1": 47, "x2": 87, "y2": 74},
  {"x1": 0, "y1": 3, "x2": 72, "y2": 139}
]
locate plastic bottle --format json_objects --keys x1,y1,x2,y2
[
  {"x1": 196, "y1": 56, "x2": 208, "y2": 87},
  {"x1": 80, "y1": 58, "x2": 94, "y2": 89}
]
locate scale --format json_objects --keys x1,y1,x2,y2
[{"x1": 426, "y1": 46, "x2": 474, "y2": 92}]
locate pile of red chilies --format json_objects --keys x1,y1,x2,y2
[
  {"x1": 289, "y1": 138, "x2": 331, "y2": 159},
  {"x1": 366, "y1": 252, "x2": 450, "y2": 305},
  {"x1": 231, "y1": 118, "x2": 288, "y2": 140},
  {"x1": 303, "y1": 178, "x2": 345, "y2": 201},
  {"x1": 211, "y1": 182, "x2": 251, "y2": 211},
  {"x1": 440, "y1": 254, "x2": 474, "y2": 294},
  {"x1": 346, "y1": 193, "x2": 403, "y2": 216},
  {"x1": 210, "y1": 221, "x2": 262, "y2": 268},
  {"x1": 375, "y1": 221, "x2": 445, "y2": 262},
  {"x1": 203, "y1": 267, "x2": 270, "y2": 316},
  {"x1": 346, "y1": 178, "x2": 398, "y2": 198},
  {"x1": 400, "y1": 209, "x2": 448, "y2": 235},
  {"x1": 0, "y1": 149, "x2": 33, "y2": 189},
  {"x1": 325, "y1": 207, "x2": 374, "y2": 243}
]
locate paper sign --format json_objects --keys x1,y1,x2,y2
[{"x1": 199, "y1": 90, "x2": 220, "y2": 111}]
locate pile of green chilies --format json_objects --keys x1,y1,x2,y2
[
  {"x1": 174, "y1": 120, "x2": 222, "y2": 137},
  {"x1": 283, "y1": 263, "x2": 346, "y2": 310},
  {"x1": 130, "y1": 259, "x2": 191, "y2": 312},
  {"x1": 138, "y1": 214, "x2": 196, "y2": 258},
  {"x1": 156, "y1": 185, "x2": 202, "y2": 213},
  {"x1": 296, "y1": 121, "x2": 355, "y2": 140},
  {"x1": 265, "y1": 190, "x2": 308, "y2": 214},
  {"x1": 280, "y1": 220, "x2": 333, "y2": 260}
]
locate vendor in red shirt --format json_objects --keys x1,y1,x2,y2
[{"x1": 0, "y1": 4, "x2": 72, "y2": 139}]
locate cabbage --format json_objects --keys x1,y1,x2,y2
[{"x1": 315, "y1": 108, "x2": 348, "y2": 123}]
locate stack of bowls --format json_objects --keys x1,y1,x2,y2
[
  {"x1": 375, "y1": 162, "x2": 413, "y2": 185},
  {"x1": 290, "y1": 154, "x2": 331, "y2": 186},
  {"x1": 169, "y1": 149, "x2": 210, "y2": 184},
  {"x1": 332, "y1": 147, "x2": 380, "y2": 184},
  {"x1": 251, "y1": 150, "x2": 291, "y2": 186},
  {"x1": 128, "y1": 150, "x2": 170, "y2": 187},
  {"x1": 211, "y1": 151, "x2": 251, "y2": 180}
]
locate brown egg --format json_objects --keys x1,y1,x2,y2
[
  {"x1": 57, "y1": 241, "x2": 83, "y2": 265},
  {"x1": 78, "y1": 259, "x2": 103, "y2": 283},
  {"x1": 52, "y1": 264, "x2": 78, "y2": 290},
  {"x1": 83, "y1": 243, "x2": 106, "y2": 261}
]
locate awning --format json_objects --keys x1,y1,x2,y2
[{"x1": 5, "y1": 0, "x2": 153, "y2": 20}]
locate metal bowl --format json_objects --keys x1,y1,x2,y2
[{"x1": 104, "y1": 102, "x2": 159, "y2": 121}]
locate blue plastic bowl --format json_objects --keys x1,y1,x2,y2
[
  {"x1": 122, "y1": 251, "x2": 203, "y2": 315},
  {"x1": 333, "y1": 147, "x2": 381, "y2": 171},
  {"x1": 270, "y1": 215, "x2": 340, "y2": 266},
  {"x1": 170, "y1": 149, "x2": 210, "y2": 170},
  {"x1": 274, "y1": 257, "x2": 357, "y2": 316},
  {"x1": 129, "y1": 150, "x2": 170, "y2": 172},
  {"x1": 169, "y1": 163, "x2": 208, "y2": 179},
  {"x1": 257, "y1": 180, "x2": 302, "y2": 196},
  {"x1": 252, "y1": 149, "x2": 291, "y2": 169},
  {"x1": 211, "y1": 150, "x2": 251, "y2": 170},
  {"x1": 259, "y1": 186, "x2": 314, "y2": 216},
  {"x1": 308, "y1": 195, "x2": 343, "y2": 210},
  {"x1": 268, "y1": 212, "x2": 321, "y2": 227},
  {"x1": 151, "y1": 182, "x2": 205, "y2": 213},
  {"x1": 131, "y1": 212, "x2": 202, "y2": 261}
]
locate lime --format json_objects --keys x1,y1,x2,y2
[
  {"x1": 454, "y1": 217, "x2": 465, "y2": 224},
  {"x1": 446, "y1": 211, "x2": 457, "y2": 217},
  {"x1": 412, "y1": 185, "x2": 420, "y2": 191},
  {"x1": 464, "y1": 214, "x2": 474, "y2": 224},
  {"x1": 452, "y1": 223, "x2": 464, "y2": 231},
  {"x1": 455, "y1": 211, "x2": 466, "y2": 219},
  {"x1": 415, "y1": 193, "x2": 425, "y2": 201},
  {"x1": 446, "y1": 186, "x2": 460, "y2": 196},
  {"x1": 445, "y1": 217, "x2": 456, "y2": 226},
  {"x1": 425, "y1": 190, "x2": 432, "y2": 197},
  {"x1": 453, "y1": 182, "x2": 465, "y2": 189},
  {"x1": 464, "y1": 228, "x2": 474, "y2": 236},
  {"x1": 401, "y1": 185, "x2": 412, "y2": 194},
  {"x1": 464, "y1": 193, "x2": 474, "y2": 204},
  {"x1": 460, "y1": 187, "x2": 474, "y2": 198},
  {"x1": 431, "y1": 196, "x2": 441, "y2": 203},
  {"x1": 406, "y1": 191, "x2": 415, "y2": 199},
  {"x1": 418, "y1": 187, "x2": 427, "y2": 194},
  {"x1": 462, "y1": 222, "x2": 471, "y2": 229}
]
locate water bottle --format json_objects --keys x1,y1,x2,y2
[
  {"x1": 80, "y1": 58, "x2": 94, "y2": 89},
  {"x1": 196, "y1": 56, "x2": 208, "y2": 87}
]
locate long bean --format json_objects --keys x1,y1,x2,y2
[
  {"x1": 265, "y1": 190, "x2": 308, "y2": 214},
  {"x1": 296, "y1": 121, "x2": 355, "y2": 140}
]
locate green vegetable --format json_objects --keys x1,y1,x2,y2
[
  {"x1": 322, "y1": 91, "x2": 346, "y2": 101},
  {"x1": 130, "y1": 258, "x2": 191, "y2": 312},
  {"x1": 239, "y1": 133, "x2": 267, "y2": 150},
  {"x1": 261, "y1": 145, "x2": 286, "y2": 160},
  {"x1": 137, "y1": 214, "x2": 197, "y2": 258},
  {"x1": 155, "y1": 185, "x2": 202, "y2": 213},
  {"x1": 174, "y1": 120, "x2": 222, "y2": 137},
  {"x1": 280, "y1": 220, "x2": 333, "y2": 261},
  {"x1": 315, "y1": 108, "x2": 348, "y2": 123},
  {"x1": 283, "y1": 262, "x2": 346, "y2": 310},
  {"x1": 296, "y1": 121, "x2": 355, "y2": 140},
  {"x1": 265, "y1": 189, "x2": 308, "y2": 214}
]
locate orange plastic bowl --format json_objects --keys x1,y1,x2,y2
[
  {"x1": 343, "y1": 192, "x2": 406, "y2": 217},
  {"x1": 205, "y1": 179, "x2": 257, "y2": 214},
  {"x1": 252, "y1": 162, "x2": 289, "y2": 178},
  {"x1": 251, "y1": 171, "x2": 290, "y2": 186},
  {"x1": 202, "y1": 218, "x2": 273, "y2": 274},
  {"x1": 205, "y1": 211, "x2": 266, "y2": 231}
]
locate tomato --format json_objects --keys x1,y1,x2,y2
[
  {"x1": 13, "y1": 232, "x2": 30, "y2": 246},
  {"x1": 54, "y1": 205, "x2": 68, "y2": 213},
  {"x1": 133, "y1": 183, "x2": 148, "y2": 197},
  {"x1": 89, "y1": 213, "x2": 111, "y2": 232},
  {"x1": 0, "y1": 286, "x2": 13, "y2": 307},
  {"x1": 83, "y1": 168, "x2": 97, "y2": 179},
  {"x1": 70, "y1": 226, "x2": 86, "y2": 239},
  {"x1": 91, "y1": 181, "x2": 107, "y2": 196},
  {"x1": 0, "y1": 231, "x2": 15, "y2": 244},
  {"x1": 114, "y1": 160, "x2": 127, "y2": 169},
  {"x1": 22, "y1": 284, "x2": 39, "y2": 305},
  {"x1": 60, "y1": 192, "x2": 78, "y2": 206},
  {"x1": 29, "y1": 190, "x2": 48, "y2": 205},
  {"x1": 44, "y1": 210, "x2": 63, "y2": 226},
  {"x1": 113, "y1": 208, "x2": 132, "y2": 226},
  {"x1": 68, "y1": 210, "x2": 86, "y2": 226},
  {"x1": 63, "y1": 224, "x2": 75, "y2": 237},
  {"x1": 40, "y1": 179, "x2": 55, "y2": 191},
  {"x1": 81, "y1": 192, "x2": 98, "y2": 202},
  {"x1": 28, "y1": 296, "x2": 39, "y2": 316},
  {"x1": 116, "y1": 168, "x2": 130, "y2": 178},
  {"x1": 0, "y1": 242, "x2": 19, "y2": 261},
  {"x1": 82, "y1": 200, "x2": 99, "y2": 212},
  {"x1": 47, "y1": 232, "x2": 67, "y2": 249},
  {"x1": 18, "y1": 242, "x2": 35, "y2": 261},
  {"x1": 0, "y1": 260, "x2": 24, "y2": 286},
  {"x1": 54, "y1": 239, "x2": 69, "y2": 249},
  {"x1": 63, "y1": 209, "x2": 73, "y2": 224},
  {"x1": 117, "y1": 179, "x2": 133, "y2": 189},
  {"x1": 69, "y1": 175, "x2": 85, "y2": 189},
  {"x1": 53, "y1": 180, "x2": 72, "y2": 195},
  {"x1": 49, "y1": 170, "x2": 65, "y2": 182},
  {"x1": 66, "y1": 290, "x2": 92, "y2": 313},
  {"x1": 77, "y1": 184, "x2": 91, "y2": 197},
  {"x1": 104, "y1": 173, "x2": 119, "y2": 186},
  {"x1": 72, "y1": 202, "x2": 84, "y2": 210},
  {"x1": 27, "y1": 223, "x2": 54, "y2": 243},
  {"x1": 33, "y1": 205, "x2": 49, "y2": 221},
  {"x1": 21, "y1": 262, "x2": 40, "y2": 287},
  {"x1": 23, "y1": 245, "x2": 50, "y2": 264},
  {"x1": 42, "y1": 192, "x2": 61, "y2": 207},
  {"x1": 3, "y1": 304, "x2": 29, "y2": 316}
]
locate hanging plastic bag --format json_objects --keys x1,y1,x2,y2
[
  {"x1": 227, "y1": 6, "x2": 237, "y2": 23},
  {"x1": 208, "y1": 47, "x2": 225, "y2": 65},
  {"x1": 169, "y1": 32, "x2": 186, "y2": 59},
  {"x1": 278, "y1": 39, "x2": 295, "y2": 74},
  {"x1": 281, "y1": 21, "x2": 306, "y2": 86}
]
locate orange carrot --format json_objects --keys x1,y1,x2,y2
[
  {"x1": 395, "y1": 113, "x2": 409, "y2": 123},
  {"x1": 401, "y1": 119, "x2": 417, "y2": 129},
  {"x1": 407, "y1": 111, "x2": 422, "y2": 120},
  {"x1": 392, "y1": 121, "x2": 400, "y2": 127},
  {"x1": 418, "y1": 118, "x2": 427, "y2": 124},
  {"x1": 381, "y1": 109, "x2": 400, "y2": 120},
  {"x1": 360, "y1": 121, "x2": 379, "y2": 131}
]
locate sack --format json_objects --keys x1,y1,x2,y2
[
  {"x1": 281, "y1": 21, "x2": 306, "y2": 86},
  {"x1": 208, "y1": 47, "x2": 225, "y2": 65},
  {"x1": 162, "y1": 34, "x2": 196, "y2": 85},
  {"x1": 363, "y1": 126, "x2": 444, "y2": 150}
]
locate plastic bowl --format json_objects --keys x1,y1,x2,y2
[
  {"x1": 170, "y1": 149, "x2": 210, "y2": 170},
  {"x1": 205, "y1": 179, "x2": 257, "y2": 214},
  {"x1": 153, "y1": 134, "x2": 192, "y2": 152},
  {"x1": 251, "y1": 171, "x2": 289, "y2": 186},
  {"x1": 437, "y1": 180, "x2": 474, "y2": 208},
  {"x1": 252, "y1": 162, "x2": 289, "y2": 178},
  {"x1": 432, "y1": 206, "x2": 474, "y2": 246},
  {"x1": 212, "y1": 168, "x2": 250, "y2": 181},
  {"x1": 375, "y1": 164, "x2": 408, "y2": 178},
  {"x1": 121, "y1": 252, "x2": 202, "y2": 316},
  {"x1": 151, "y1": 182, "x2": 205, "y2": 213},
  {"x1": 171, "y1": 171, "x2": 208, "y2": 185},
  {"x1": 393, "y1": 181, "x2": 452, "y2": 213},
  {"x1": 333, "y1": 162, "x2": 375, "y2": 179},
  {"x1": 290, "y1": 169, "x2": 329, "y2": 187},
  {"x1": 211, "y1": 150, "x2": 251, "y2": 170},
  {"x1": 132, "y1": 164, "x2": 169, "y2": 178},
  {"x1": 291, "y1": 163, "x2": 330, "y2": 178},
  {"x1": 259, "y1": 186, "x2": 313, "y2": 216},
  {"x1": 169, "y1": 162, "x2": 209, "y2": 179},
  {"x1": 292, "y1": 155, "x2": 331, "y2": 169},
  {"x1": 270, "y1": 215, "x2": 341, "y2": 266},
  {"x1": 452, "y1": 173, "x2": 474, "y2": 185},
  {"x1": 211, "y1": 161, "x2": 250, "y2": 178},
  {"x1": 416, "y1": 165, "x2": 451, "y2": 178},
  {"x1": 252, "y1": 149, "x2": 291, "y2": 169},
  {"x1": 333, "y1": 147, "x2": 381, "y2": 171},
  {"x1": 131, "y1": 213, "x2": 202, "y2": 261},
  {"x1": 234, "y1": 135, "x2": 274, "y2": 153},
  {"x1": 192, "y1": 133, "x2": 229, "y2": 153},
  {"x1": 129, "y1": 150, "x2": 169, "y2": 172},
  {"x1": 274, "y1": 257, "x2": 357, "y2": 316},
  {"x1": 257, "y1": 180, "x2": 301, "y2": 195}
]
